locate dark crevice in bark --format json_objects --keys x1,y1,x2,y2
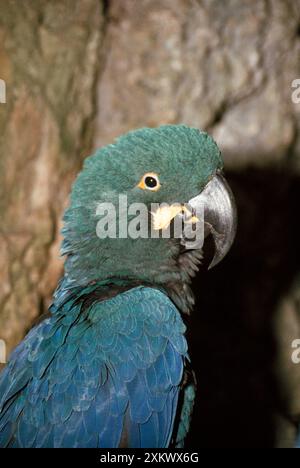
[
  {"x1": 102, "y1": 0, "x2": 110, "y2": 18},
  {"x1": 98, "y1": 0, "x2": 113, "y2": 76},
  {"x1": 186, "y1": 167, "x2": 300, "y2": 448}
]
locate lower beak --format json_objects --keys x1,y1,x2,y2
[{"x1": 184, "y1": 173, "x2": 237, "y2": 269}]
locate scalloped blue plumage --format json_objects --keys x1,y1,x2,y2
[{"x1": 0, "y1": 286, "x2": 188, "y2": 448}]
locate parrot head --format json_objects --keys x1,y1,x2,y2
[{"x1": 62, "y1": 125, "x2": 237, "y2": 312}]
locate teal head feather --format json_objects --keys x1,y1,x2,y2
[{"x1": 61, "y1": 125, "x2": 223, "y2": 311}]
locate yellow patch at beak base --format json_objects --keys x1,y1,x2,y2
[{"x1": 151, "y1": 205, "x2": 199, "y2": 231}]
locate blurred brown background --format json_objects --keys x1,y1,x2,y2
[{"x1": 0, "y1": 0, "x2": 300, "y2": 447}]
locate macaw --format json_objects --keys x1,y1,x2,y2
[{"x1": 0, "y1": 125, "x2": 236, "y2": 448}]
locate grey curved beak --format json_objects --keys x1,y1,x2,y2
[{"x1": 187, "y1": 173, "x2": 237, "y2": 269}]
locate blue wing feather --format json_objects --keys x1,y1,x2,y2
[
  {"x1": 0, "y1": 285, "x2": 187, "y2": 448},
  {"x1": 296, "y1": 428, "x2": 300, "y2": 448}
]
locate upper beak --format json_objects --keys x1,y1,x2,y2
[{"x1": 186, "y1": 173, "x2": 237, "y2": 269}]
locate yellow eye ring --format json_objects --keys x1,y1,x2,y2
[{"x1": 137, "y1": 172, "x2": 161, "y2": 192}]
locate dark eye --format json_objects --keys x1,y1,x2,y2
[
  {"x1": 145, "y1": 176, "x2": 158, "y2": 189},
  {"x1": 137, "y1": 172, "x2": 161, "y2": 191}
]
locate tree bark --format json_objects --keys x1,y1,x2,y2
[
  {"x1": 0, "y1": 0, "x2": 104, "y2": 353},
  {"x1": 0, "y1": 0, "x2": 300, "y2": 448}
]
